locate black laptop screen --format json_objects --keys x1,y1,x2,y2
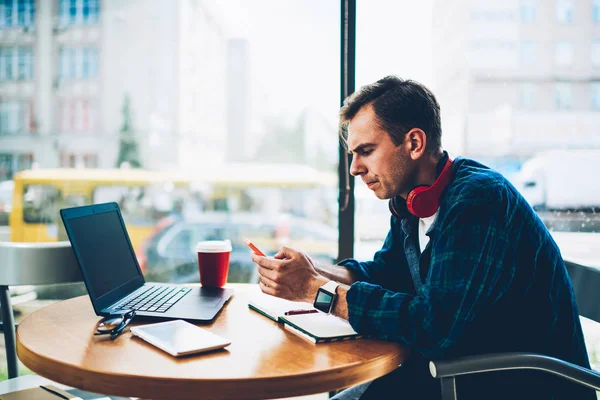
[{"x1": 68, "y1": 210, "x2": 141, "y2": 299}]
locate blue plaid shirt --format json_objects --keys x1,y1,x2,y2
[{"x1": 340, "y1": 158, "x2": 593, "y2": 399}]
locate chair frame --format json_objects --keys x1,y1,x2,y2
[
  {"x1": 0, "y1": 242, "x2": 82, "y2": 378},
  {"x1": 429, "y1": 260, "x2": 600, "y2": 399}
]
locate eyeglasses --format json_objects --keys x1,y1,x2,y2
[{"x1": 94, "y1": 309, "x2": 136, "y2": 340}]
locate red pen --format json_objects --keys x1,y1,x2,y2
[
  {"x1": 244, "y1": 238, "x2": 266, "y2": 257},
  {"x1": 284, "y1": 309, "x2": 319, "y2": 316}
]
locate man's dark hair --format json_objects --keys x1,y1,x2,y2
[{"x1": 339, "y1": 76, "x2": 442, "y2": 152}]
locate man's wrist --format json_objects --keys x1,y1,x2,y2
[{"x1": 307, "y1": 275, "x2": 329, "y2": 304}]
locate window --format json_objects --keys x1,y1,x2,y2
[
  {"x1": 594, "y1": 0, "x2": 600, "y2": 23},
  {"x1": 556, "y1": 0, "x2": 573, "y2": 23},
  {"x1": 0, "y1": 100, "x2": 30, "y2": 134},
  {"x1": 520, "y1": 83, "x2": 537, "y2": 109},
  {"x1": 591, "y1": 83, "x2": 600, "y2": 110},
  {"x1": 592, "y1": 40, "x2": 600, "y2": 66},
  {"x1": 0, "y1": 0, "x2": 34, "y2": 28},
  {"x1": 59, "y1": 0, "x2": 100, "y2": 26},
  {"x1": 555, "y1": 82, "x2": 573, "y2": 109},
  {"x1": 60, "y1": 99, "x2": 94, "y2": 132},
  {"x1": 520, "y1": 0, "x2": 536, "y2": 22},
  {"x1": 520, "y1": 41, "x2": 536, "y2": 65},
  {"x1": 17, "y1": 47, "x2": 32, "y2": 80},
  {"x1": 555, "y1": 40, "x2": 573, "y2": 66},
  {"x1": 0, "y1": 46, "x2": 33, "y2": 81},
  {"x1": 59, "y1": 47, "x2": 98, "y2": 80}
]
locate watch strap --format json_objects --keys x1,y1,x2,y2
[{"x1": 321, "y1": 280, "x2": 339, "y2": 295}]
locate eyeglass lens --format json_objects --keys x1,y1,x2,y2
[
  {"x1": 97, "y1": 316, "x2": 126, "y2": 333},
  {"x1": 96, "y1": 310, "x2": 135, "y2": 337}
]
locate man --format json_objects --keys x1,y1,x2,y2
[{"x1": 252, "y1": 76, "x2": 594, "y2": 399}]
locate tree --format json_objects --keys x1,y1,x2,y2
[{"x1": 116, "y1": 95, "x2": 142, "y2": 168}]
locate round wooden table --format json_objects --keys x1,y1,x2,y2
[{"x1": 16, "y1": 284, "x2": 406, "y2": 400}]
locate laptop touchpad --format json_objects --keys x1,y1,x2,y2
[{"x1": 196, "y1": 295, "x2": 223, "y2": 308}]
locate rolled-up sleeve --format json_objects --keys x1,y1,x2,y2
[{"x1": 345, "y1": 198, "x2": 515, "y2": 359}]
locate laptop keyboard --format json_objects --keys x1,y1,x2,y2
[{"x1": 115, "y1": 285, "x2": 192, "y2": 313}]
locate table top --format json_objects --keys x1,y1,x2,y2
[{"x1": 16, "y1": 284, "x2": 406, "y2": 400}]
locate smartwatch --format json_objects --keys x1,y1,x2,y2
[{"x1": 313, "y1": 281, "x2": 339, "y2": 314}]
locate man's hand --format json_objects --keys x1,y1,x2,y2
[{"x1": 251, "y1": 246, "x2": 328, "y2": 303}]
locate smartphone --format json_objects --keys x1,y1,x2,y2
[
  {"x1": 130, "y1": 320, "x2": 231, "y2": 357},
  {"x1": 244, "y1": 238, "x2": 266, "y2": 256}
]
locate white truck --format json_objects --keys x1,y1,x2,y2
[{"x1": 514, "y1": 149, "x2": 600, "y2": 211}]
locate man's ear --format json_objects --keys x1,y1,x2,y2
[{"x1": 407, "y1": 128, "x2": 427, "y2": 160}]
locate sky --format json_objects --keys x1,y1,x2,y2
[{"x1": 207, "y1": 0, "x2": 434, "y2": 119}]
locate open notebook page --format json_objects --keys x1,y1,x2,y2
[{"x1": 248, "y1": 292, "x2": 315, "y2": 322}]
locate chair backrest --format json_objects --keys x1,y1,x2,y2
[
  {"x1": 0, "y1": 241, "x2": 82, "y2": 378},
  {"x1": 565, "y1": 260, "x2": 600, "y2": 323},
  {"x1": 0, "y1": 241, "x2": 83, "y2": 286}
]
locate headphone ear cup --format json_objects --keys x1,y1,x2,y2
[
  {"x1": 407, "y1": 186, "x2": 440, "y2": 218},
  {"x1": 389, "y1": 196, "x2": 409, "y2": 219}
]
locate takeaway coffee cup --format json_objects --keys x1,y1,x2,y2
[{"x1": 195, "y1": 240, "x2": 232, "y2": 288}]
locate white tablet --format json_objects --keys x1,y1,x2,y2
[{"x1": 130, "y1": 319, "x2": 231, "y2": 357}]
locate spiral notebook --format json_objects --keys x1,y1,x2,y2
[{"x1": 248, "y1": 292, "x2": 362, "y2": 344}]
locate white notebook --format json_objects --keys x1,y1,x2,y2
[{"x1": 248, "y1": 292, "x2": 361, "y2": 344}]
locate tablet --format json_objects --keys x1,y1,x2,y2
[{"x1": 130, "y1": 319, "x2": 231, "y2": 357}]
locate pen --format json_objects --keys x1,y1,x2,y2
[
  {"x1": 244, "y1": 238, "x2": 266, "y2": 257},
  {"x1": 284, "y1": 309, "x2": 319, "y2": 316}
]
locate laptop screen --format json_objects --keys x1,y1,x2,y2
[{"x1": 67, "y1": 209, "x2": 141, "y2": 299}]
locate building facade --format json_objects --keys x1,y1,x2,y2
[
  {"x1": 432, "y1": 0, "x2": 600, "y2": 162},
  {"x1": 0, "y1": 0, "x2": 228, "y2": 180}
]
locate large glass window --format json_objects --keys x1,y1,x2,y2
[{"x1": 2, "y1": 0, "x2": 340, "y2": 326}]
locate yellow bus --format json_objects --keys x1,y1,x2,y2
[{"x1": 9, "y1": 168, "x2": 190, "y2": 250}]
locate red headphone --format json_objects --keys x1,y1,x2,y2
[{"x1": 389, "y1": 155, "x2": 454, "y2": 219}]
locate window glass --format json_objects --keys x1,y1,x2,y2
[
  {"x1": 520, "y1": 41, "x2": 536, "y2": 66},
  {"x1": 22, "y1": 184, "x2": 62, "y2": 224},
  {"x1": 592, "y1": 83, "x2": 600, "y2": 110},
  {"x1": 520, "y1": 0, "x2": 536, "y2": 22},
  {"x1": 591, "y1": 40, "x2": 600, "y2": 66},
  {"x1": 556, "y1": 0, "x2": 573, "y2": 23},
  {"x1": 3, "y1": 0, "x2": 339, "y2": 378},
  {"x1": 555, "y1": 82, "x2": 573, "y2": 109},
  {"x1": 355, "y1": 0, "x2": 600, "y2": 273},
  {"x1": 555, "y1": 40, "x2": 573, "y2": 66}
]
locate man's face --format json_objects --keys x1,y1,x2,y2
[{"x1": 346, "y1": 105, "x2": 416, "y2": 199}]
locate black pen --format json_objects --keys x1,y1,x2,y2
[{"x1": 284, "y1": 309, "x2": 319, "y2": 316}]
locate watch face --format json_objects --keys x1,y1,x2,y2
[{"x1": 314, "y1": 288, "x2": 334, "y2": 313}]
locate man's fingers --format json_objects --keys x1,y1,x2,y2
[
  {"x1": 251, "y1": 254, "x2": 287, "y2": 270},
  {"x1": 274, "y1": 246, "x2": 296, "y2": 260},
  {"x1": 257, "y1": 265, "x2": 277, "y2": 283},
  {"x1": 258, "y1": 280, "x2": 275, "y2": 296}
]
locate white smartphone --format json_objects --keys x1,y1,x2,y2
[{"x1": 130, "y1": 319, "x2": 231, "y2": 357}]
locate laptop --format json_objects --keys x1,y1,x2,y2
[{"x1": 60, "y1": 202, "x2": 233, "y2": 322}]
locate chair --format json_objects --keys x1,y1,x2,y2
[
  {"x1": 429, "y1": 260, "x2": 600, "y2": 399},
  {"x1": 0, "y1": 241, "x2": 82, "y2": 378}
]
